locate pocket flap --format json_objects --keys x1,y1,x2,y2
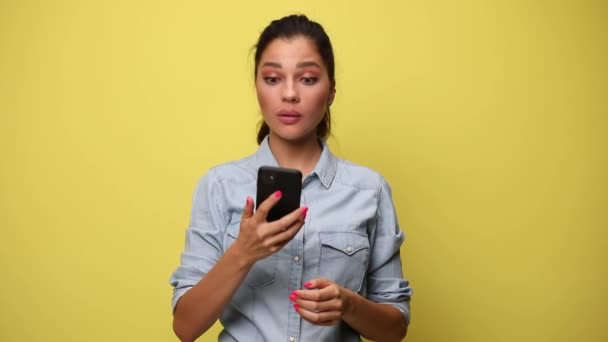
[{"x1": 319, "y1": 232, "x2": 369, "y2": 256}]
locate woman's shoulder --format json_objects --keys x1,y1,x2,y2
[
  {"x1": 198, "y1": 154, "x2": 257, "y2": 186},
  {"x1": 332, "y1": 157, "x2": 389, "y2": 191}
]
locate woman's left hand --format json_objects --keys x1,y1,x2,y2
[{"x1": 290, "y1": 278, "x2": 354, "y2": 326}]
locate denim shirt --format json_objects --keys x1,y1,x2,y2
[{"x1": 170, "y1": 136, "x2": 412, "y2": 342}]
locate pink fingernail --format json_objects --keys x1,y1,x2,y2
[
  {"x1": 289, "y1": 294, "x2": 296, "y2": 302},
  {"x1": 274, "y1": 190, "x2": 282, "y2": 198},
  {"x1": 291, "y1": 290, "x2": 299, "y2": 297},
  {"x1": 300, "y1": 207, "x2": 308, "y2": 216},
  {"x1": 304, "y1": 282, "x2": 312, "y2": 289},
  {"x1": 293, "y1": 304, "x2": 299, "y2": 311},
  {"x1": 246, "y1": 197, "x2": 252, "y2": 206}
]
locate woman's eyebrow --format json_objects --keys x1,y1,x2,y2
[
  {"x1": 296, "y1": 61, "x2": 321, "y2": 69},
  {"x1": 260, "y1": 61, "x2": 321, "y2": 69},
  {"x1": 261, "y1": 62, "x2": 282, "y2": 68}
]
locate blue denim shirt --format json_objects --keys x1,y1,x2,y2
[{"x1": 170, "y1": 136, "x2": 412, "y2": 342}]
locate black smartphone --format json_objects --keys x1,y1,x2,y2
[{"x1": 256, "y1": 166, "x2": 303, "y2": 222}]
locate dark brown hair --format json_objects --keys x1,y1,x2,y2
[{"x1": 253, "y1": 14, "x2": 335, "y2": 144}]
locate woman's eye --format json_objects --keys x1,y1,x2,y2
[
  {"x1": 302, "y1": 77, "x2": 318, "y2": 85},
  {"x1": 263, "y1": 77, "x2": 279, "y2": 85}
]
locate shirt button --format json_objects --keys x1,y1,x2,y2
[
  {"x1": 289, "y1": 337, "x2": 295, "y2": 342},
  {"x1": 293, "y1": 256, "x2": 300, "y2": 262},
  {"x1": 346, "y1": 246, "x2": 353, "y2": 253}
]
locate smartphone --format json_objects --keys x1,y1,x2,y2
[{"x1": 256, "y1": 166, "x2": 303, "y2": 222}]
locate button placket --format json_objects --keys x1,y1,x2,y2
[{"x1": 286, "y1": 193, "x2": 305, "y2": 342}]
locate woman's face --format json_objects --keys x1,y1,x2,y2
[{"x1": 256, "y1": 36, "x2": 335, "y2": 144}]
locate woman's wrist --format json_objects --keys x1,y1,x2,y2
[
  {"x1": 342, "y1": 288, "x2": 359, "y2": 319},
  {"x1": 227, "y1": 240, "x2": 257, "y2": 270}
]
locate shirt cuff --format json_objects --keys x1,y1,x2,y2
[
  {"x1": 379, "y1": 301, "x2": 411, "y2": 326},
  {"x1": 171, "y1": 286, "x2": 193, "y2": 313}
]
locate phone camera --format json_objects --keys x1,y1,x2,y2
[{"x1": 262, "y1": 172, "x2": 276, "y2": 184}]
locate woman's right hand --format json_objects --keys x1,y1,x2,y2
[{"x1": 233, "y1": 191, "x2": 307, "y2": 265}]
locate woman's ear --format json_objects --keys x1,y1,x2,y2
[{"x1": 328, "y1": 87, "x2": 336, "y2": 106}]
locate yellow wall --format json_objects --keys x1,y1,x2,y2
[{"x1": 1, "y1": 1, "x2": 606, "y2": 341}]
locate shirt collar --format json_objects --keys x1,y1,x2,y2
[
  {"x1": 254, "y1": 135, "x2": 338, "y2": 189},
  {"x1": 254, "y1": 136, "x2": 280, "y2": 168}
]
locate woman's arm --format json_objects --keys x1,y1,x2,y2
[
  {"x1": 293, "y1": 279, "x2": 407, "y2": 342},
  {"x1": 173, "y1": 193, "x2": 307, "y2": 342},
  {"x1": 342, "y1": 287, "x2": 407, "y2": 341},
  {"x1": 172, "y1": 241, "x2": 254, "y2": 342}
]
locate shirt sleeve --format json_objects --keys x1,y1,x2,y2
[
  {"x1": 366, "y1": 175, "x2": 413, "y2": 325},
  {"x1": 169, "y1": 171, "x2": 228, "y2": 312}
]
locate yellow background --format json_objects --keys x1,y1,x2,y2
[{"x1": 1, "y1": 1, "x2": 606, "y2": 341}]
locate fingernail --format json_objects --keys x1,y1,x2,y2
[
  {"x1": 304, "y1": 282, "x2": 312, "y2": 289},
  {"x1": 289, "y1": 294, "x2": 296, "y2": 302},
  {"x1": 291, "y1": 290, "x2": 299, "y2": 297},
  {"x1": 246, "y1": 197, "x2": 252, "y2": 206},
  {"x1": 300, "y1": 207, "x2": 308, "y2": 216},
  {"x1": 293, "y1": 304, "x2": 299, "y2": 311},
  {"x1": 274, "y1": 190, "x2": 282, "y2": 198}
]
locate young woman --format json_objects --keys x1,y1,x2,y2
[{"x1": 170, "y1": 15, "x2": 412, "y2": 342}]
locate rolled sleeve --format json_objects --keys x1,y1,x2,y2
[
  {"x1": 366, "y1": 176, "x2": 413, "y2": 324},
  {"x1": 169, "y1": 171, "x2": 228, "y2": 312}
]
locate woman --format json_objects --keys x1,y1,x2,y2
[{"x1": 170, "y1": 14, "x2": 412, "y2": 342}]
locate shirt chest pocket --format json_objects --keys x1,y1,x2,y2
[
  {"x1": 223, "y1": 222, "x2": 277, "y2": 288},
  {"x1": 318, "y1": 231, "x2": 370, "y2": 292}
]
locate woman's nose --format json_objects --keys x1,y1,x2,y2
[{"x1": 281, "y1": 84, "x2": 300, "y2": 103}]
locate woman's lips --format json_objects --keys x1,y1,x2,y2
[{"x1": 277, "y1": 110, "x2": 302, "y2": 125}]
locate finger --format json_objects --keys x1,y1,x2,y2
[
  {"x1": 254, "y1": 190, "x2": 283, "y2": 221},
  {"x1": 302, "y1": 278, "x2": 332, "y2": 290},
  {"x1": 295, "y1": 296, "x2": 343, "y2": 313},
  {"x1": 312, "y1": 320, "x2": 340, "y2": 326},
  {"x1": 294, "y1": 304, "x2": 341, "y2": 326},
  {"x1": 264, "y1": 216, "x2": 305, "y2": 246},
  {"x1": 300, "y1": 317, "x2": 340, "y2": 326},
  {"x1": 294, "y1": 285, "x2": 339, "y2": 302},
  {"x1": 241, "y1": 196, "x2": 254, "y2": 220},
  {"x1": 265, "y1": 206, "x2": 308, "y2": 235},
  {"x1": 262, "y1": 228, "x2": 303, "y2": 256},
  {"x1": 263, "y1": 216, "x2": 305, "y2": 251}
]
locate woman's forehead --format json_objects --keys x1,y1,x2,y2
[{"x1": 259, "y1": 37, "x2": 324, "y2": 67}]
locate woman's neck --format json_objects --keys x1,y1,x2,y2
[{"x1": 267, "y1": 132, "x2": 323, "y2": 176}]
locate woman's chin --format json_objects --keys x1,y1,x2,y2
[{"x1": 269, "y1": 129, "x2": 317, "y2": 144}]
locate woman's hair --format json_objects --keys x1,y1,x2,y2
[{"x1": 253, "y1": 14, "x2": 335, "y2": 144}]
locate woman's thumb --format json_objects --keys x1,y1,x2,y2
[{"x1": 242, "y1": 196, "x2": 254, "y2": 219}]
